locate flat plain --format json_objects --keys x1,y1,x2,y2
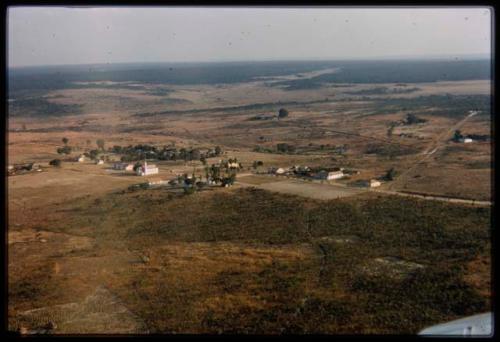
[{"x1": 7, "y1": 60, "x2": 492, "y2": 334}]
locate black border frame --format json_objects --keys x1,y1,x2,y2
[{"x1": 1, "y1": 1, "x2": 497, "y2": 340}]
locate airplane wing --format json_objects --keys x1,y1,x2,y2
[{"x1": 418, "y1": 312, "x2": 493, "y2": 336}]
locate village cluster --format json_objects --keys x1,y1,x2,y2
[
  {"x1": 73, "y1": 148, "x2": 244, "y2": 191},
  {"x1": 6, "y1": 132, "x2": 394, "y2": 190},
  {"x1": 8, "y1": 108, "x2": 486, "y2": 189},
  {"x1": 267, "y1": 165, "x2": 382, "y2": 188}
]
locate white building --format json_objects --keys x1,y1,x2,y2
[
  {"x1": 77, "y1": 155, "x2": 85, "y2": 162},
  {"x1": 269, "y1": 167, "x2": 286, "y2": 175},
  {"x1": 227, "y1": 162, "x2": 240, "y2": 169},
  {"x1": 136, "y1": 161, "x2": 159, "y2": 176},
  {"x1": 367, "y1": 179, "x2": 381, "y2": 187},
  {"x1": 460, "y1": 138, "x2": 473, "y2": 143},
  {"x1": 318, "y1": 170, "x2": 344, "y2": 180},
  {"x1": 96, "y1": 159, "x2": 104, "y2": 165}
]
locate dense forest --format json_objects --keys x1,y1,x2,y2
[
  {"x1": 271, "y1": 60, "x2": 490, "y2": 90},
  {"x1": 9, "y1": 59, "x2": 491, "y2": 97}
]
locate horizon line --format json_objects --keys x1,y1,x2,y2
[{"x1": 8, "y1": 53, "x2": 491, "y2": 69}]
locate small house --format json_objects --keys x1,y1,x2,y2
[
  {"x1": 227, "y1": 162, "x2": 240, "y2": 169},
  {"x1": 319, "y1": 170, "x2": 344, "y2": 180},
  {"x1": 96, "y1": 159, "x2": 104, "y2": 165},
  {"x1": 461, "y1": 138, "x2": 473, "y2": 143},
  {"x1": 269, "y1": 167, "x2": 286, "y2": 175},
  {"x1": 77, "y1": 155, "x2": 85, "y2": 162},
  {"x1": 366, "y1": 179, "x2": 381, "y2": 188},
  {"x1": 355, "y1": 179, "x2": 381, "y2": 188}
]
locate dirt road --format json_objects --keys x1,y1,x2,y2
[
  {"x1": 371, "y1": 188, "x2": 492, "y2": 207},
  {"x1": 387, "y1": 110, "x2": 480, "y2": 190}
]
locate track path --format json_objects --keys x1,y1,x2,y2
[{"x1": 387, "y1": 111, "x2": 480, "y2": 190}]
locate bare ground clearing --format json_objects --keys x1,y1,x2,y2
[{"x1": 237, "y1": 176, "x2": 366, "y2": 200}]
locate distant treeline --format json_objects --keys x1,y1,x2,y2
[
  {"x1": 344, "y1": 87, "x2": 421, "y2": 95},
  {"x1": 57, "y1": 83, "x2": 175, "y2": 97},
  {"x1": 370, "y1": 94, "x2": 491, "y2": 118},
  {"x1": 8, "y1": 61, "x2": 344, "y2": 97},
  {"x1": 9, "y1": 59, "x2": 490, "y2": 97},
  {"x1": 134, "y1": 99, "x2": 330, "y2": 118},
  {"x1": 8, "y1": 97, "x2": 83, "y2": 117},
  {"x1": 271, "y1": 60, "x2": 491, "y2": 90},
  {"x1": 107, "y1": 144, "x2": 223, "y2": 162},
  {"x1": 364, "y1": 143, "x2": 419, "y2": 158}
]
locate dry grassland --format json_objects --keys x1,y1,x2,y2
[{"x1": 7, "y1": 75, "x2": 492, "y2": 334}]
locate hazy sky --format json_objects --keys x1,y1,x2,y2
[{"x1": 8, "y1": 7, "x2": 492, "y2": 67}]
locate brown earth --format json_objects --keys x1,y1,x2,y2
[{"x1": 8, "y1": 75, "x2": 492, "y2": 334}]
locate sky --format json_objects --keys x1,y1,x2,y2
[{"x1": 7, "y1": 6, "x2": 492, "y2": 67}]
